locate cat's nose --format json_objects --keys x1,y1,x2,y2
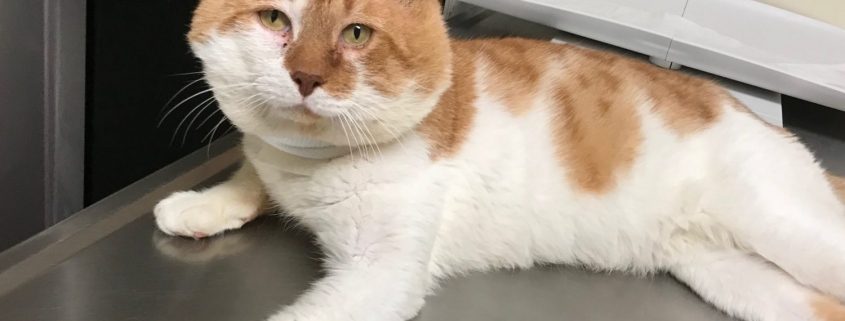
[{"x1": 290, "y1": 71, "x2": 325, "y2": 97}]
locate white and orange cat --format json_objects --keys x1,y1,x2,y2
[{"x1": 154, "y1": 1, "x2": 845, "y2": 320}]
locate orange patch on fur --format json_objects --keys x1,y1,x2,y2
[
  {"x1": 813, "y1": 295, "x2": 845, "y2": 321},
  {"x1": 627, "y1": 59, "x2": 727, "y2": 134},
  {"x1": 359, "y1": 1, "x2": 452, "y2": 97},
  {"x1": 547, "y1": 44, "x2": 729, "y2": 192},
  {"x1": 188, "y1": 0, "x2": 280, "y2": 43},
  {"x1": 474, "y1": 38, "x2": 547, "y2": 116},
  {"x1": 363, "y1": 42, "x2": 413, "y2": 97},
  {"x1": 417, "y1": 43, "x2": 478, "y2": 160},
  {"x1": 282, "y1": 0, "x2": 449, "y2": 98},
  {"x1": 283, "y1": 0, "x2": 358, "y2": 98},
  {"x1": 551, "y1": 46, "x2": 642, "y2": 193},
  {"x1": 827, "y1": 174, "x2": 845, "y2": 204}
]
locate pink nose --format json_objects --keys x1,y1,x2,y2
[{"x1": 290, "y1": 71, "x2": 325, "y2": 97}]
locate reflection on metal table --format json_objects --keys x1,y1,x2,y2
[{"x1": 0, "y1": 135, "x2": 736, "y2": 321}]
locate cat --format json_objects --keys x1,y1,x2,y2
[{"x1": 153, "y1": 0, "x2": 845, "y2": 320}]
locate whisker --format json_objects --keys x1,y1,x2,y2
[
  {"x1": 241, "y1": 96, "x2": 268, "y2": 113},
  {"x1": 198, "y1": 109, "x2": 222, "y2": 128},
  {"x1": 160, "y1": 77, "x2": 206, "y2": 117},
  {"x1": 203, "y1": 94, "x2": 263, "y2": 144},
  {"x1": 203, "y1": 116, "x2": 229, "y2": 144},
  {"x1": 222, "y1": 123, "x2": 237, "y2": 136},
  {"x1": 335, "y1": 115, "x2": 356, "y2": 163},
  {"x1": 340, "y1": 113, "x2": 362, "y2": 160},
  {"x1": 181, "y1": 97, "x2": 218, "y2": 145},
  {"x1": 158, "y1": 87, "x2": 218, "y2": 127},
  {"x1": 347, "y1": 109, "x2": 383, "y2": 161},
  {"x1": 346, "y1": 109, "x2": 381, "y2": 157},
  {"x1": 205, "y1": 115, "x2": 229, "y2": 157},
  {"x1": 172, "y1": 95, "x2": 216, "y2": 145},
  {"x1": 341, "y1": 110, "x2": 365, "y2": 159},
  {"x1": 192, "y1": 87, "x2": 265, "y2": 129},
  {"x1": 348, "y1": 102, "x2": 409, "y2": 154},
  {"x1": 167, "y1": 71, "x2": 206, "y2": 77},
  {"x1": 161, "y1": 81, "x2": 256, "y2": 126},
  {"x1": 344, "y1": 111, "x2": 370, "y2": 160}
]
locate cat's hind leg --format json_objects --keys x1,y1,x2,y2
[
  {"x1": 671, "y1": 249, "x2": 845, "y2": 321},
  {"x1": 705, "y1": 112, "x2": 845, "y2": 301}
]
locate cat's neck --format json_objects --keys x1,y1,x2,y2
[{"x1": 257, "y1": 134, "x2": 351, "y2": 160}]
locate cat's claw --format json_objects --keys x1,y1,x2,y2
[{"x1": 154, "y1": 190, "x2": 259, "y2": 238}]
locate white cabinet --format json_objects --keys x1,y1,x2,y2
[
  {"x1": 463, "y1": 0, "x2": 680, "y2": 58},
  {"x1": 756, "y1": 0, "x2": 845, "y2": 29},
  {"x1": 672, "y1": 0, "x2": 845, "y2": 111},
  {"x1": 460, "y1": 0, "x2": 845, "y2": 111}
]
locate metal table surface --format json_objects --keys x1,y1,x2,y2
[{"x1": 0, "y1": 136, "x2": 737, "y2": 321}]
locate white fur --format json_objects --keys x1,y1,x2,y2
[
  {"x1": 155, "y1": 3, "x2": 845, "y2": 321},
  {"x1": 156, "y1": 161, "x2": 264, "y2": 237},
  {"x1": 672, "y1": 249, "x2": 823, "y2": 321}
]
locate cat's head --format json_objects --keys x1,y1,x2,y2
[{"x1": 189, "y1": 0, "x2": 452, "y2": 146}]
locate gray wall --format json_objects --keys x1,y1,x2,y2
[
  {"x1": 0, "y1": 1, "x2": 48, "y2": 250},
  {"x1": 0, "y1": 0, "x2": 86, "y2": 251},
  {"x1": 44, "y1": 0, "x2": 86, "y2": 225}
]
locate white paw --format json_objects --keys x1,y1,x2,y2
[
  {"x1": 154, "y1": 190, "x2": 260, "y2": 238},
  {"x1": 266, "y1": 305, "x2": 412, "y2": 321},
  {"x1": 266, "y1": 310, "x2": 296, "y2": 321}
]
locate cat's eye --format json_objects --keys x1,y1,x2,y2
[
  {"x1": 258, "y1": 10, "x2": 290, "y2": 31},
  {"x1": 341, "y1": 24, "x2": 372, "y2": 47}
]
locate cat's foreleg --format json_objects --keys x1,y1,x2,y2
[
  {"x1": 269, "y1": 185, "x2": 444, "y2": 321},
  {"x1": 155, "y1": 161, "x2": 267, "y2": 238}
]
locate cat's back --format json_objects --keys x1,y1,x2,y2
[
  {"x1": 420, "y1": 37, "x2": 745, "y2": 192},
  {"x1": 452, "y1": 37, "x2": 732, "y2": 127}
]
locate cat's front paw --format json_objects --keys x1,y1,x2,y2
[
  {"x1": 266, "y1": 307, "x2": 411, "y2": 321},
  {"x1": 154, "y1": 190, "x2": 260, "y2": 238},
  {"x1": 266, "y1": 310, "x2": 297, "y2": 321},
  {"x1": 266, "y1": 311, "x2": 354, "y2": 321}
]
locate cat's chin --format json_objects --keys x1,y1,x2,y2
[
  {"x1": 290, "y1": 105, "x2": 323, "y2": 121},
  {"x1": 270, "y1": 104, "x2": 324, "y2": 126}
]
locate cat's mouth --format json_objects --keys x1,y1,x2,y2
[{"x1": 282, "y1": 104, "x2": 323, "y2": 124}]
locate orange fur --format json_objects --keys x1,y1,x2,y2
[
  {"x1": 417, "y1": 43, "x2": 477, "y2": 160},
  {"x1": 629, "y1": 60, "x2": 727, "y2": 134},
  {"x1": 283, "y1": 0, "x2": 358, "y2": 98},
  {"x1": 828, "y1": 174, "x2": 845, "y2": 204},
  {"x1": 358, "y1": 1, "x2": 452, "y2": 97},
  {"x1": 474, "y1": 38, "x2": 547, "y2": 116},
  {"x1": 551, "y1": 46, "x2": 642, "y2": 193},
  {"x1": 189, "y1": 0, "x2": 280, "y2": 43},
  {"x1": 282, "y1": 0, "x2": 450, "y2": 98},
  {"x1": 813, "y1": 295, "x2": 845, "y2": 321}
]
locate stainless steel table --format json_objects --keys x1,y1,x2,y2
[{"x1": 0, "y1": 135, "x2": 736, "y2": 321}]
